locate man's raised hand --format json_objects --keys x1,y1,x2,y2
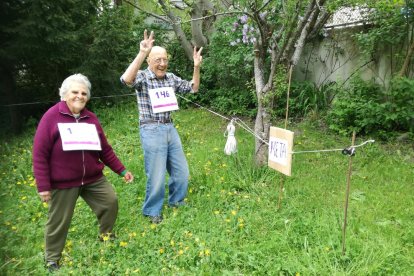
[
  {"x1": 140, "y1": 30, "x2": 155, "y2": 55},
  {"x1": 193, "y1": 47, "x2": 203, "y2": 67}
]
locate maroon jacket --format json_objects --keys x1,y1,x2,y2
[{"x1": 33, "y1": 101, "x2": 126, "y2": 192}]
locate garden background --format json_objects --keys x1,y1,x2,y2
[{"x1": 1, "y1": 0, "x2": 413, "y2": 274}]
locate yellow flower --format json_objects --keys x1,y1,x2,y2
[
  {"x1": 178, "y1": 249, "x2": 184, "y2": 255},
  {"x1": 204, "y1": 249, "x2": 210, "y2": 256},
  {"x1": 170, "y1": 240, "x2": 175, "y2": 246},
  {"x1": 186, "y1": 152, "x2": 192, "y2": 156},
  {"x1": 231, "y1": 210, "x2": 237, "y2": 216},
  {"x1": 21, "y1": 196, "x2": 27, "y2": 200},
  {"x1": 214, "y1": 210, "x2": 220, "y2": 215},
  {"x1": 159, "y1": 248, "x2": 165, "y2": 254},
  {"x1": 102, "y1": 235, "x2": 109, "y2": 242},
  {"x1": 150, "y1": 224, "x2": 157, "y2": 229},
  {"x1": 43, "y1": 202, "x2": 48, "y2": 208},
  {"x1": 120, "y1": 241, "x2": 128, "y2": 247}
]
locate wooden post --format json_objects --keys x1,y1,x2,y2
[{"x1": 342, "y1": 131, "x2": 356, "y2": 255}]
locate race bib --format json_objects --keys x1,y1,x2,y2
[
  {"x1": 58, "y1": 123, "x2": 101, "y2": 151},
  {"x1": 148, "y1": 87, "x2": 179, "y2": 113}
]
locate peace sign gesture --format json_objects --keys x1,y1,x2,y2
[
  {"x1": 140, "y1": 29, "x2": 155, "y2": 55},
  {"x1": 193, "y1": 47, "x2": 203, "y2": 67}
]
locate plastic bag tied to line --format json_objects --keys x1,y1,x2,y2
[{"x1": 224, "y1": 120, "x2": 237, "y2": 155}]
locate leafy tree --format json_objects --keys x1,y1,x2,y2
[
  {"x1": 0, "y1": 0, "x2": 145, "y2": 134},
  {"x1": 0, "y1": 0, "x2": 101, "y2": 133}
]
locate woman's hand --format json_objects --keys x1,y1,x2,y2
[
  {"x1": 123, "y1": 171, "x2": 134, "y2": 183},
  {"x1": 39, "y1": 191, "x2": 51, "y2": 202}
]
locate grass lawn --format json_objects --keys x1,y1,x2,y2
[{"x1": 1, "y1": 101, "x2": 413, "y2": 275}]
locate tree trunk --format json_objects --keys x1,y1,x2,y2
[
  {"x1": 253, "y1": 49, "x2": 270, "y2": 165},
  {"x1": 190, "y1": 0, "x2": 209, "y2": 47},
  {"x1": 398, "y1": 39, "x2": 414, "y2": 77}
]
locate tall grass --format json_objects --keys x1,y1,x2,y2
[{"x1": 0, "y1": 101, "x2": 413, "y2": 275}]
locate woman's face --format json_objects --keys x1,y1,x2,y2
[{"x1": 64, "y1": 82, "x2": 88, "y2": 114}]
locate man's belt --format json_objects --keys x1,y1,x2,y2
[{"x1": 140, "y1": 118, "x2": 173, "y2": 125}]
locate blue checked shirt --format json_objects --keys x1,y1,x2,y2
[{"x1": 121, "y1": 68, "x2": 193, "y2": 122}]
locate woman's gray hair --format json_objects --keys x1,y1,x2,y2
[{"x1": 59, "y1": 73, "x2": 92, "y2": 101}]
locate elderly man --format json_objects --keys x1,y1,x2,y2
[{"x1": 121, "y1": 30, "x2": 203, "y2": 224}]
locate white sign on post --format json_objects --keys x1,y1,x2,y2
[
  {"x1": 268, "y1": 127, "x2": 294, "y2": 176},
  {"x1": 58, "y1": 123, "x2": 102, "y2": 151},
  {"x1": 148, "y1": 87, "x2": 179, "y2": 113}
]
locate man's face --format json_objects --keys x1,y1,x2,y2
[{"x1": 148, "y1": 48, "x2": 168, "y2": 79}]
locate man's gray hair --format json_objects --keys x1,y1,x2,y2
[{"x1": 59, "y1": 73, "x2": 91, "y2": 101}]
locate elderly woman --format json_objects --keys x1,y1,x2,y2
[{"x1": 33, "y1": 73, "x2": 133, "y2": 271}]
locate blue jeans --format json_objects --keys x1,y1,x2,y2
[{"x1": 139, "y1": 123, "x2": 189, "y2": 216}]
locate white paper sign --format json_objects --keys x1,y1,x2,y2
[
  {"x1": 148, "y1": 87, "x2": 179, "y2": 113},
  {"x1": 58, "y1": 123, "x2": 101, "y2": 151},
  {"x1": 268, "y1": 127, "x2": 294, "y2": 176},
  {"x1": 269, "y1": 137, "x2": 289, "y2": 165}
]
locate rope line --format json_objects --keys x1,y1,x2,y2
[
  {"x1": 3, "y1": 90, "x2": 375, "y2": 155},
  {"x1": 291, "y1": 140, "x2": 375, "y2": 154}
]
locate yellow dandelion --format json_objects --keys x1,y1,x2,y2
[
  {"x1": 150, "y1": 224, "x2": 157, "y2": 229},
  {"x1": 243, "y1": 195, "x2": 250, "y2": 199},
  {"x1": 225, "y1": 218, "x2": 231, "y2": 223},
  {"x1": 170, "y1": 240, "x2": 175, "y2": 246},
  {"x1": 238, "y1": 223, "x2": 244, "y2": 228},
  {"x1": 214, "y1": 210, "x2": 220, "y2": 215},
  {"x1": 102, "y1": 235, "x2": 109, "y2": 242},
  {"x1": 189, "y1": 188, "x2": 193, "y2": 194},
  {"x1": 17, "y1": 181, "x2": 21, "y2": 185},
  {"x1": 213, "y1": 147, "x2": 219, "y2": 151},
  {"x1": 204, "y1": 249, "x2": 210, "y2": 256},
  {"x1": 120, "y1": 241, "x2": 128, "y2": 247},
  {"x1": 141, "y1": 232, "x2": 146, "y2": 237},
  {"x1": 12, "y1": 226, "x2": 17, "y2": 231},
  {"x1": 21, "y1": 196, "x2": 27, "y2": 200},
  {"x1": 199, "y1": 250, "x2": 204, "y2": 257},
  {"x1": 176, "y1": 124, "x2": 180, "y2": 129},
  {"x1": 178, "y1": 249, "x2": 184, "y2": 255},
  {"x1": 238, "y1": 218, "x2": 244, "y2": 223},
  {"x1": 186, "y1": 152, "x2": 192, "y2": 156},
  {"x1": 325, "y1": 247, "x2": 330, "y2": 251},
  {"x1": 296, "y1": 273, "x2": 301, "y2": 276},
  {"x1": 222, "y1": 163, "x2": 227, "y2": 167},
  {"x1": 42, "y1": 202, "x2": 48, "y2": 208},
  {"x1": 159, "y1": 248, "x2": 165, "y2": 254},
  {"x1": 231, "y1": 210, "x2": 237, "y2": 216}
]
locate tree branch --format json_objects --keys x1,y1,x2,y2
[{"x1": 123, "y1": 0, "x2": 171, "y2": 23}]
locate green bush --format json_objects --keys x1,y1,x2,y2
[{"x1": 327, "y1": 77, "x2": 414, "y2": 138}]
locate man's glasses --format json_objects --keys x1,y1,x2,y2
[{"x1": 153, "y1": 58, "x2": 169, "y2": 65}]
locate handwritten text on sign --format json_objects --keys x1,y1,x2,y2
[
  {"x1": 58, "y1": 123, "x2": 101, "y2": 151},
  {"x1": 148, "y1": 87, "x2": 179, "y2": 113},
  {"x1": 268, "y1": 127, "x2": 294, "y2": 176}
]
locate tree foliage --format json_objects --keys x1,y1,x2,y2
[{"x1": 0, "y1": 0, "x2": 142, "y2": 134}]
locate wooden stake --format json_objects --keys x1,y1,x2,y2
[
  {"x1": 277, "y1": 175, "x2": 285, "y2": 210},
  {"x1": 342, "y1": 131, "x2": 356, "y2": 255}
]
